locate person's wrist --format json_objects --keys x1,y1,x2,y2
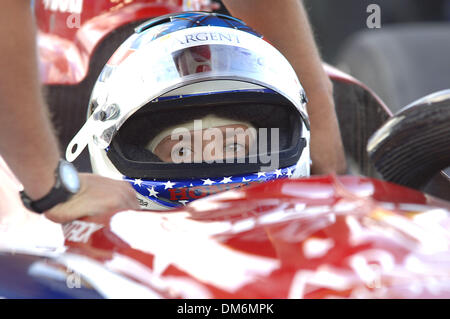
[
  {"x1": 22, "y1": 158, "x2": 60, "y2": 200},
  {"x1": 20, "y1": 159, "x2": 81, "y2": 214}
]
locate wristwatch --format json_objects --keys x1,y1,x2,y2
[{"x1": 20, "y1": 159, "x2": 81, "y2": 214}]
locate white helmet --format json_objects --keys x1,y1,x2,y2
[{"x1": 66, "y1": 12, "x2": 311, "y2": 210}]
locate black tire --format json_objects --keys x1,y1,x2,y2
[{"x1": 368, "y1": 95, "x2": 450, "y2": 194}]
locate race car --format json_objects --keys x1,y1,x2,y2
[{"x1": 0, "y1": 0, "x2": 449, "y2": 299}]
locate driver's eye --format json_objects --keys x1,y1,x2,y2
[{"x1": 172, "y1": 146, "x2": 192, "y2": 158}]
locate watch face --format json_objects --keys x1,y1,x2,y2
[{"x1": 60, "y1": 161, "x2": 81, "y2": 193}]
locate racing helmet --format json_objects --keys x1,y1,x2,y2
[{"x1": 66, "y1": 12, "x2": 311, "y2": 210}]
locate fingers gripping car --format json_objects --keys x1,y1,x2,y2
[{"x1": 66, "y1": 12, "x2": 311, "y2": 210}]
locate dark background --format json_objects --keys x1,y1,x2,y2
[
  {"x1": 303, "y1": 0, "x2": 450, "y2": 63},
  {"x1": 216, "y1": 0, "x2": 450, "y2": 63},
  {"x1": 216, "y1": 0, "x2": 450, "y2": 112}
]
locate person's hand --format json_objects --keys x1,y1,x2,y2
[{"x1": 44, "y1": 173, "x2": 139, "y2": 223}]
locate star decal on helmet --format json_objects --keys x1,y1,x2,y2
[
  {"x1": 147, "y1": 186, "x2": 159, "y2": 198},
  {"x1": 220, "y1": 177, "x2": 233, "y2": 184},
  {"x1": 163, "y1": 180, "x2": 176, "y2": 189},
  {"x1": 202, "y1": 178, "x2": 215, "y2": 186}
]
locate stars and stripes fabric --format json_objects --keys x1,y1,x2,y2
[{"x1": 124, "y1": 164, "x2": 296, "y2": 208}]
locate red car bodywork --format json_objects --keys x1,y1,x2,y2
[
  {"x1": 65, "y1": 176, "x2": 450, "y2": 298},
  {"x1": 1, "y1": 156, "x2": 450, "y2": 298},
  {"x1": 36, "y1": 0, "x2": 212, "y2": 85}
]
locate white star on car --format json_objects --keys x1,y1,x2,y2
[
  {"x1": 147, "y1": 186, "x2": 159, "y2": 198},
  {"x1": 163, "y1": 180, "x2": 176, "y2": 189},
  {"x1": 202, "y1": 178, "x2": 215, "y2": 186}
]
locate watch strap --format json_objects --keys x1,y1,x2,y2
[
  {"x1": 20, "y1": 159, "x2": 79, "y2": 214},
  {"x1": 20, "y1": 181, "x2": 72, "y2": 214}
]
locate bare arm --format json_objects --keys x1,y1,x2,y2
[
  {"x1": 0, "y1": 1, "x2": 138, "y2": 222},
  {"x1": 0, "y1": 0, "x2": 59, "y2": 199},
  {"x1": 222, "y1": 0, "x2": 346, "y2": 174}
]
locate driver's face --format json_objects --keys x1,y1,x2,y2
[{"x1": 153, "y1": 124, "x2": 255, "y2": 163}]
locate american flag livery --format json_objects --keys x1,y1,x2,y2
[{"x1": 125, "y1": 165, "x2": 296, "y2": 208}]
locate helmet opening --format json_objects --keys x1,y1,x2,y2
[{"x1": 106, "y1": 91, "x2": 306, "y2": 179}]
